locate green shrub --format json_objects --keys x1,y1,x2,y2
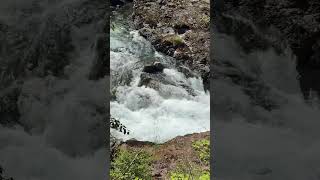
[
  {"x1": 199, "y1": 172, "x2": 210, "y2": 180},
  {"x1": 169, "y1": 139, "x2": 211, "y2": 180},
  {"x1": 110, "y1": 149, "x2": 153, "y2": 180},
  {"x1": 170, "y1": 172, "x2": 189, "y2": 180},
  {"x1": 192, "y1": 139, "x2": 210, "y2": 164},
  {"x1": 169, "y1": 161, "x2": 210, "y2": 180}
]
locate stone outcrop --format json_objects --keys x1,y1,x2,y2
[
  {"x1": 132, "y1": 0, "x2": 210, "y2": 91},
  {"x1": 142, "y1": 61, "x2": 165, "y2": 74},
  {"x1": 138, "y1": 71, "x2": 197, "y2": 96}
]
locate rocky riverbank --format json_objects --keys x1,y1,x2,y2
[
  {"x1": 114, "y1": 131, "x2": 210, "y2": 179},
  {"x1": 131, "y1": 0, "x2": 210, "y2": 91}
]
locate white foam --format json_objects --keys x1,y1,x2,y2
[
  {"x1": 213, "y1": 28, "x2": 320, "y2": 179},
  {"x1": 110, "y1": 23, "x2": 210, "y2": 143}
]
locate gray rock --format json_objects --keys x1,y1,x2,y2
[{"x1": 142, "y1": 61, "x2": 165, "y2": 74}]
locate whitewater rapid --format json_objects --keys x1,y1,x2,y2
[
  {"x1": 213, "y1": 24, "x2": 320, "y2": 179},
  {"x1": 0, "y1": 1, "x2": 107, "y2": 178},
  {"x1": 110, "y1": 16, "x2": 210, "y2": 143}
]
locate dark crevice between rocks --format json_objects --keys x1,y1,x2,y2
[
  {"x1": 174, "y1": 24, "x2": 190, "y2": 34},
  {"x1": 111, "y1": 0, "x2": 133, "y2": 9}
]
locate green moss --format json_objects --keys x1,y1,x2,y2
[
  {"x1": 110, "y1": 149, "x2": 153, "y2": 180},
  {"x1": 172, "y1": 36, "x2": 184, "y2": 46},
  {"x1": 164, "y1": 35, "x2": 185, "y2": 46},
  {"x1": 199, "y1": 14, "x2": 210, "y2": 28}
]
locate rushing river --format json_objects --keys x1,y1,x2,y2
[
  {"x1": 0, "y1": 1, "x2": 107, "y2": 178},
  {"x1": 213, "y1": 15, "x2": 320, "y2": 179},
  {"x1": 110, "y1": 12, "x2": 210, "y2": 143}
]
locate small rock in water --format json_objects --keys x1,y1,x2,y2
[
  {"x1": 142, "y1": 61, "x2": 165, "y2": 74},
  {"x1": 177, "y1": 65, "x2": 197, "y2": 78}
]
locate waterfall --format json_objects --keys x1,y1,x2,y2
[
  {"x1": 213, "y1": 15, "x2": 320, "y2": 179},
  {"x1": 0, "y1": 0, "x2": 107, "y2": 179},
  {"x1": 110, "y1": 13, "x2": 210, "y2": 143}
]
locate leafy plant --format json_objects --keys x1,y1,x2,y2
[
  {"x1": 192, "y1": 139, "x2": 210, "y2": 164},
  {"x1": 110, "y1": 149, "x2": 153, "y2": 180},
  {"x1": 169, "y1": 138, "x2": 211, "y2": 180},
  {"x1": 170, "y1": 172, "x2": 189, "y2": 180},
  {"x1": 170, "y1": 171, "x2": 210, "y2": 180},
  {"x1": 169, "y1": 160, "x2": 210, "y2": 180},
  {"x1": 110, "y1": 116, "x2": 129, "y2": 135}
]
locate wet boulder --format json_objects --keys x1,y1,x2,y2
[
  {"x1": 176, "y1": 65, "x2": 197, "y2": 78},
  {"x1": 138, "y1": 72, "x2": 169, "y2": 89},
  {"x1": 142, "y1": 62, "x2": 165, "y2": 74},
  {"x1": 138, "y1": 72, "x2": 197, "y2": 96}
]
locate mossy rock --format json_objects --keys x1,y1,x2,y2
[{"x1": 162, "y1": 34, "x2": 185, "y2": 47}]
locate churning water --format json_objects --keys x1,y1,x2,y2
[
  {"x1": 0, "y1": 1, "x2": 107, "y2": 178},
  {"x1": 110, "y1": 16, "x2": 210, "y2": 143},
  {"x1": 213, "y1": 19, "x2": 320, "y2": 179}
]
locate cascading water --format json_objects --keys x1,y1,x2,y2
[
  {"x1": 213, "y1": 15, "x2": 320, "y2": 179},
  {"x1": 0, "y1": 1, "x2": 107, "y2": 178},
  {"x1": 110, "y1": 12, "x2": 210, "y2": 143}
]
